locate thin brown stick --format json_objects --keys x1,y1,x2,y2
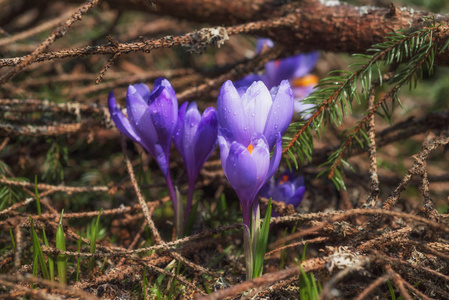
[
  {"x1": 120, "y1": 135, "x2": 162, "y2": 243},
  {"x1": 383, "y1": 130, "x2": 449, "y2": 210},
  {"x1": 95, "y1": 52, "x2": 121, "y2": 84},
  {"x1": 0, "y1": 274, "x2": 99, "y2": 300},
  {"x1": 0, "y1": 137, "x2": 9, "y2": 152},
  {"x1": 385, "y1": 265, "x2": 413, "y2": 300},
  {"x1": 120, "y1": 135, "x2": 217, "y2": 278},
  {"x1": 366, "y1": 84, "x2": 380, "y2": 207},
  {"x1": 0, "y1": 9, "x2": 77, "y2": 47},
  {"x1": 353, "y1": 274, "x2": 391, "y2": 300},
  {"x1": 0, "y1": 0, "x2": 101, "y2": 85},
  {"x1": 196, "y1": 258, "x2": 326, "y2": 300},
  {"x1": 42, "y1": 223, "x2": 241, "y2": 258},
  {"x1": 0, "y1": 177, "x2": 109, "y2": 194},
  {"x1": 13, "y1": 226, "x2": 22, "y2": 270},
  {"x1": 265, "y1": 236, "x2": 328, "y2": 257},
  {"x1": 0, "y1": 197, "x2": 33, "y2": 216},
  {"x1": 402, "y1": 280, "x2": 435, "y2": 300}
]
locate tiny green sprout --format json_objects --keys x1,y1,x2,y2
[
  {"x1": 9, "y1": 228, "x2": 15, "y2": 251},
  {"x1": 56, "y1": 210, "x2": 67, "y2": 285},
  {"x1": 76, "y1": 232, "x2": 82, "y2": 282},
  {"x1": 88, "y1": 208, "x2": 102, "y2": 273},
  {"x1": 295, "y1": 244, "x2": 321, "y2": 300},
  {"x1": 253, "y1": 198, "x2": 272, "y2": 278},
  {"x1": 42, "y1": 226, "x2": 54, "y2": 281},
  {"x1": 279, "y1": 228, "x2": 288, "y2": 270},
  {"x1": 30, "y1": 217, "x2": 50, "y2": 280},
  {"x1": 34, "y1": 176, "x2": 41, "y2": 215}
]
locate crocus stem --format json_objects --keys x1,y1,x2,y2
[
  {"x1": 243, "y1": 224, "x2": 253, "y2": 281},
  {"x1": 165, "y1": 172, "x2": 177, "y2": 215},
  {"x1": 165, "y1": 173, "x2": 183, "y2": 237},
  {"x1": 184, "y1": 176, "x2": 197, "y2": 225},
  {"x1": 241, "y1": 202, "x2": 251, "y2": 230}
]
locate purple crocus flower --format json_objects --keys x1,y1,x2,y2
[
  {"x1": 174, "y1": 102, "x2": 218, "y2": 221},
  {"x1": 234, "y1": 38, "x2": 319, "y2": 116},
  {"x1": 108, "y1": 78, "x2": 178, "y2": 214},
  {"x1": 217, "y1": 79, "x2": 294, "y2": 227},
  {"x1": 259, "y1": 171, "x2": 306, "y2": 216}
]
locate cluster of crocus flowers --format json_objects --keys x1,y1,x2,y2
[
  {"x1": 217, "y1": 79, "x2": 294, "y2": 279},
  {"x1": 259, "y1": 171, "x2": 306, "y2": 217},
  {"x1": 234, "y1": 38, "x2": 319, "y2": 117},
  {"x1": 109, "y1": 76, "x2": 298, "y2": 279},
  {"x1": 108, "y1": 78, "x2": 217, "y2": 236}
]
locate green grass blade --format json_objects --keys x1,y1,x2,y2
[
  {"x1": 253, "y1": 199, "x2": 272, "y2": 278},
  {"x1": 9, "y1": 228, "x2": 15, "y2": 250},
  {"x1": 88, "y1": 208, "x2": 102, "y2": 272},
  {"x1": 76, "y1": 232, "x2": 82, "y2": 282},
  {"x1": 56, "y1": 210, "x2": 67, "y2": 285},
  {"x1": 30, "y1": 217, "x2": 50, "y2": 280},
  {"x1": 42, "y1": 226, "x2": 54, "y2": 281}
]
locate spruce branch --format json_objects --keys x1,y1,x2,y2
[{"x1": 283, "y1": 23, "x2": 447, "y2": 189}]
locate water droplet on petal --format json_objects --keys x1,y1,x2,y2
[{"x1": 251, "y1": 113, "x2": 255, "y2": 117}]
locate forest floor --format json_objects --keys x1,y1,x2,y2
[{"x1": 1, "y1": 1, "x2": 449, "y2": 299}]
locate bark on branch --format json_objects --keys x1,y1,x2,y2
[{"x1": 4, "y1": 1, "x2": 449, "y2": 66}]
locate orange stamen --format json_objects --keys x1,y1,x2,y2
[
  {"x1": 274, "y1": 59, "x2": 281, "y2": 68},
  {"x1": 247, "y1": 143, "x2": 253, "y2": 154},
  {"x1": 280, "y1": 175, "x2": 289, "y2": 184},
  {"x1": 292, "y1": 74, "x2": 319, "y2": 87}
]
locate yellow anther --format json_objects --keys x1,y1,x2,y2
[
  {"x1": 292, "y1": 74, "x2": 319, "y2": 87},
  {"x1": 247, "y1": 143, "x2": 253, "y2": 154}
]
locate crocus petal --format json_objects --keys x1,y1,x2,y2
[
  {"x1": 265, "y1": 53, "x2": 318, "y2": 88},
  {"x1": 217, "y1": 129, "x2": 231, "y2": 168},
  {"x1": 173, "y1": 101, "x2": 188, "y2": 158},
  {"x1": 264, "y1": 80, "x2": 294, "y2": 149},
  {"x1": 234, "y1": 74, "x2": 264, "y2": 91},
  {"x1": 193, "y1": 107, "x2": 217, "y2": 172},
  {"x1": 290, "y1": 186, "x2": 306, "y2": 207},
  {"x1": 241, "y1": 81, "x2": 273, "y2": 136},
  {"x1": 224, "y1": 141, "x2": 258, "y2": 205},
  {"x1": 258, "y1": 180, "x2": 272, "y2": 199},
  {"x1": 265, "y1": 133, "x2": 283, "y2": 182},
  {"x1": 272, "y1": 184, "x2": 294, "y2": 202},
  {"x1": 153, "y1": 78, "x2": 178, "y2": 119},
  {"x1": 217, "y1": 80, "x2": 250, "y2": 145},
  {"x1": 292, "y1": 85, "x2": 315, "y2": 101},
  {"x1": 148, "y1": 79, "x2": 178, "y2": 150},
  {"x1": 250, "y1": 134, "x2": 270, "y2": 188},
  {"x1": 181, "y1": 102, "x2": 201, "y2": 176},
  {"x1": 255, "y1": 38, "x2": 274, "y2": 54},
  {"x1": 154, "y1": 143, "x2": 169, "y2": 177},
  {"x1": 126, "y1": 85, "x2": 159, "y2": 154},
  {"x1": 133, "y1": 83, "x2": 152, "y2": 103},
  {"x1": 108, "y1": 91, "x2": 142, "y2": 144},
  {"x1": 292, "y1": 52, "x2": 320, "y2": 79},
  {"x1": 293, "y1": 175, "x2": 305, "y2": 187}
]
